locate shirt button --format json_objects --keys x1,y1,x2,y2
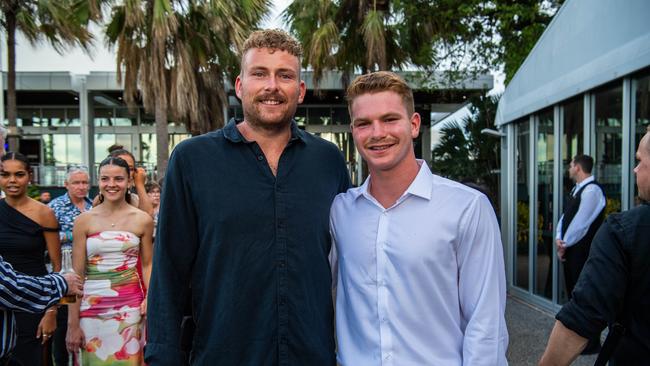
[
  {"x1": 278, "y1": 261, "x2": 286, "y2": 268},
  {"x1": 384, "y1": 353, "x2": 391, "y2": 360},
  {"x1": 382, "y1": 317, "x2": 387, "y2": 323},
  {"x1": 257, "y1": 155, "x2": 264, "y2": 161}
]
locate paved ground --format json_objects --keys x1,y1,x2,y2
[{"x1": 506, "y1": 295, "x2": 598, "y2": 365}]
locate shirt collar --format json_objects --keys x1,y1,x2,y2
[
  {"x1": 222, "y1": 118, "x2": 306, "y2": 144},
  {"x1": 352, "y1": 159, "x2": 433, "y2": 203},
  {"x1": 575, "y1": 175, "x2": 595, "y2": 190},
  {"x1": 61, "y1": 192, "x2": 92, "y2": 207}
]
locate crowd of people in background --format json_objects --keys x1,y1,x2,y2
[
  {"x1": 1, "y1": 28, "x2": 649, "y2": 366},
  {"x1": 0, "y1": 126, "x2": 161, "y2": 365}
]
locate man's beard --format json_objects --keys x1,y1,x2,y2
[{"x1": 243, "y1": 97, "x2": 297, "y2": 133}]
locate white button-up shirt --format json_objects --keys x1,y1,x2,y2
[
  {"x1": 555, "y1": 175, "x2": 607, "y2": 247},
  {"x1": 330, "y1": 162, "x2": 508, "y2": 366}
]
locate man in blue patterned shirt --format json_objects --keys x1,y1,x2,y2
[
  {"x1": 48, "y1": 167, "x2": 92, "y2": 249},
  {"x1": 47, "y1": 166, "x2": 91, "y2": 366}
]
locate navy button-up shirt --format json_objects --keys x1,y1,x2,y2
[{"x1": 146, "y1": 119, "x2": 351, "y2": 365}]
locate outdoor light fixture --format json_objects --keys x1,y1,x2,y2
[{"x1": 481, "y1": 128, "x2": 505, "y2": 138}]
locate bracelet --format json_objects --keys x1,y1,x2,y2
[{"x1": 46, "y1": 308, "x2": 57, "y2": 313}]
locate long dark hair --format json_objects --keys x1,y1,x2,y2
[{"x1": 97, "y1": 156, "x2": 132, "y2": 204}]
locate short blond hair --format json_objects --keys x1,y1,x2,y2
[
  {"x1": 241, "y1": 29, "x2": 302, "y2": 61},
  {"x1": 346, "y1": 71, "x2": 415, "y2": 116}
]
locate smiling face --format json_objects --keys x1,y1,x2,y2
[
  {"x1": 350, "y1": 91, "x2": 420, "y2": 175},
  {"x1": 0, "y1": 159, "x2": 30, "y2": 198},
  {"x1": 235, "y1": 47, "x2": 305, "y2": 130},
  {"x1": 98, "y1": 164, "x2": 130, "y2": 203}
]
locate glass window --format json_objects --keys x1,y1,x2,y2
[
  {"x1": 17, "y1": 108, "x2": 41, "y2": 127},
  {"x1": 308, "y1": 107, "x2": 331, "y2": 125},
  {"x1": 594, "y1": 82, "x2": 622, "y2": 215},
  {"x1": 42, "y1": 108, "x2": 66, "y2": 127},
  {"x1": 535, "y1": 110, "x2": 554, "y2": 299},
  {"x1": 294, "y1": 107, "x2": 307, "y2": 127},
  {"x1": 140, "y1": 133, "x2": 192, "y2": 166},
  {"x1": 515, "y1": 121, "x2": 530, "y2": 291},
  {"x1": 141, "y1": 109, "x2": 155, "y2": 126},
  {"x1": 94, "y1": 108, "x2": 114, "y2": 127},
  {"x1": 42, "y1": 134, "x2": 82, "y2": 165},
  {"x1": 94, "y1": 134, "x2": 116, "y2": 163},
  {"x1": 332, "y1": 107, "x2": 350, "y2": 125},
  {"x1": 114, "y1": 108, "x2": 137, "y2": 126},
  {"x1": 66, "y1": 108, "x2": 81, "y2": 126},
  {"x1": 634, "y1": 72, "x2": 650, "y2": 204}
]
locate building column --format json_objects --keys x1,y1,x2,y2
[{"x1": 79, "y1": 77, "x2": 94, "y2": 181}]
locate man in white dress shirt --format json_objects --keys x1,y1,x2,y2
[
  {"x1": 555, "y1": 154, "x2": 606, "y2": 354},
  {"x1": 330, "y1": 71, "x2": 508, "y2": 366}
]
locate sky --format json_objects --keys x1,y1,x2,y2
[{"x1": 0, "y1": 0, "x2": 292, "y2": 74}]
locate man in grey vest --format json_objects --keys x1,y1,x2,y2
[{"x1": 556, "y1": 154, "x2": 606, "y2": 354}]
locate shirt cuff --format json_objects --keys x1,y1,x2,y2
[{"x1": 50, "y1": 273, "x2": 68, "y2": 299}]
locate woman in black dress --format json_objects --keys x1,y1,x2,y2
[{"x1": 0, "y1": 152, "x2": 62, "y2": 365}]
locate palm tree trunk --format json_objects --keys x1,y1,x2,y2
[
  {"x1": 6, "y1": 8, "x2": 18, "y2": 152},
  {"x1": 155, "y1": 101, "x2": 169, "y2": 179}
]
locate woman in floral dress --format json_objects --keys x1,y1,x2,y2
[{"x1": 66, "y1": 156, "x2": 153, "y2": 365}]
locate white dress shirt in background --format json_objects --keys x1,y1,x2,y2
[
  {"x1": 555, "y1": 175, "x2": 607, "y2": 247},
  {"x1": 330, "y1": 162, "x2": 508, "y2": 366}
]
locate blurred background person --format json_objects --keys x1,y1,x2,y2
[
  {"x1": 0, "y1": 153, "x2": 61, "y2": 365},
  {"x1": 66, "y1": 156, "x2": 153, "y2": 365},
  {"x1": 48, "y1": 166, "x2": 92, "y2": 366},
  {"x1": 145, "y1": 182, "x2": 160, "y2": 239},
  {"x1": 38, "y1": 192, "x2": 51, "y2": 204},
  {"x1": 106, "y1": 145, "x2": 153, "y2": 216}
]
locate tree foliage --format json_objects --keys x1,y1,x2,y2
[
  {"x1": 284, "y1": 0, "x2": 563, "y2": 88},
  {"x1": 487, "y1": 0, "x2": 564, "y2": 84},
  {"x1": 0, "y1": 0, "x2": 98, "y2": 151},
  {"x1": 103, "y1": 0, "x2": 269, "y2": 177},
  {"x1": 432, "y1": 94, "x2": 501, "y2": 209}
]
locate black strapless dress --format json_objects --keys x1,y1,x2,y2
[{"x1": 0, "y1": 200, "x2": 56, "y2": 365}]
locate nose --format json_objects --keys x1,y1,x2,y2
[
  {"x1": 265, "y1": 75, "x2": 279, "y2": 91},
  {"x1": 370, "y1": 121, "x2": 387, "y2": 138}
]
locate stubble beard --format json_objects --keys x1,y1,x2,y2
[{"x1": 243, "y1": 101, "x2": 297, "y2": 134}]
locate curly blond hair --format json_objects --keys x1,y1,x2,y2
[{"x1": 242, "y1": 29, "x2": 302, "y2": 59}]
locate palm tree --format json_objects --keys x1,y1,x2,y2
[
  {"x1": 284, "y1": 0, "x2": 498, "y2": 89},
  {"x1": 104, "y1": 0, "x2": 269, "y2": 178},
  {"x1": 0, "y1": 0, "x2": 98, "y2": 151}
]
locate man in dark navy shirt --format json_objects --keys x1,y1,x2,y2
[{"x1": 145, "y1": 29, "x2": 351, "y2": 366}]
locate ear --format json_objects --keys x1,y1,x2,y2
[
  {"x1": 235, "y1": 74, "x2": 243, "y2": 100},
  {"x1": 410, "y1": 112, "x2": 421, "y2": 139},
  {"x1": 297, "y1": 79, "x2": 306, "y2": 104}
]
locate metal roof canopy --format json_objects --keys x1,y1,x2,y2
[{"x1": 495, "y1": 0, "x2": 650, "y2": 127}]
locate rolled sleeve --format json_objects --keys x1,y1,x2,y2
[{"x1": 556, "y1": 218, "x2": 626, "y2": 339}]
